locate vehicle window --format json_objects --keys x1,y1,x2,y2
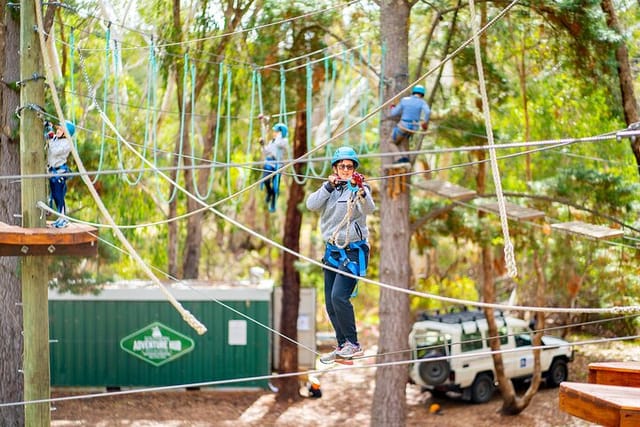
[
  {"x1": 514, "y1": 328, "x2": 532, "y2": 347},
  {"x1": 461, "y1": 330, "x2": 483, "y2": 352},
  {"x1": 415, "y1": 330, "x2": 451, "y2": 358},
  {"x1": 498, "y1": 326, "x2": 509, "y2": 345}
]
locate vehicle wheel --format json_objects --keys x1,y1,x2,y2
[
  {"x1": 470, "y1": 373, "x2": 495, "y2": 404},
  {"x1": 546, "y1": 359, "x2": 568, "y2": 388},
  {"x1": 418, "y1": 352, "x2": 450, "y2": 386}
]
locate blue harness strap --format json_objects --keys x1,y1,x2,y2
[{"x1": 324, "y1": 239, "x2": 368, "y2": 297}]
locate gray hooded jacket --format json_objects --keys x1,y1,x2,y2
[{"x1": 306, "y1": 181, "x2": 375, "y2": 245}]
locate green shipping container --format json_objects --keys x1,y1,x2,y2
[{"x1": 49, "y1": 282, "x2": 273, "y2": 389}]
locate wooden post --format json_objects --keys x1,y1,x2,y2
[{"x1": 20, "y1": 0, "x2": 51, "y2": 424}]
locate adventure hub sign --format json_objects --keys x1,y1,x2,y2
[{"x1": 120, "y1": 322, "x2": 195, "y2": 367}]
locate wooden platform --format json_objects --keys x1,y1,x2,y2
[
  {"x1": 551, "y1": 221, "x2": 624, "y2": 240},
  {"x1": 589, "y1": 362, "x2": 640, "y2": 388},
  {"x1": 0, "y1": 221, "x2": 98, "y2": 256},
  {"x1": 559, "y1": 382, "x2": 640, "y2": 427},
  {"x1": 477, "y1": 201, "x2": 545, "y2": 221},
  {"x1": 415, "y1": 179, "x2": 477, "y2": 201}
]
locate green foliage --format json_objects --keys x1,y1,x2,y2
[{"x1": 551, "y1": 167, "x2": 639, "y2": 215}]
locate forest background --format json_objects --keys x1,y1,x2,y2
[{"x1": 1, "y1": 0, "x2": 640, "y2": 425}]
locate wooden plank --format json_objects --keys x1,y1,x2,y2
[
  {"x1": 551, "y1": 221, "x2": 624, "y2": 240},
  {"x1": 0, "y1": 221, "x2": 98, "y2": 245},
  {"x1": 477, "y1": 201, "x2": 545, "y2": 221},
  {"x1": 415, "y1": 179, "x2": 477, "y2": 201},
  {"x1": 0, "y1": 241, "x2": 98, "y2": 257},
  {"x1": 559, "y1": 382, "x2": 640, "y2": 427},
  {"x1": 589, "y1": 362, "x2": 640, "y2": 388},
  {"x1": 0, "y1": 222, "x2": 98, "y2": 257}
]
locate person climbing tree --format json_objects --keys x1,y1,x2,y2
[
  {"x1": 45, "y1": 120, "x2": 75, "y2": 228},
  {"x1": 389, "y1": 84, "x2": 431, "y2": 166},
  {"x1": 306, "y1": 146, "x2": 375, "y2": 363},
  {"x1": 260, "y1": 122, "x2": 289, "y2": 212}
]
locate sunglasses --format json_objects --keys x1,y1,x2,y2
[{"x1": 336, "y1": 164, "x2": 354, "y2": 171}]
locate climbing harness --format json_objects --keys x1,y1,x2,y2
[
  {"x1": 328, "y1": 172, "x2": 366, "y2": 247},
  {"x1": 325, "y1": 174, "x2": 369, "y2": 297}
]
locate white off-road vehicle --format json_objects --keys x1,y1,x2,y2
[{"x1": 409, "y1": 310, "x2": 573, "y2": 403}]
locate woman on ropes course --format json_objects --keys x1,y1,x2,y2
[
  {"x1": 45, "y1": 120, "x2": 76, "y2": 228},
  {"x1": 306, "y1": 146, "x2": 375, "y2": 363},
  {"x1": 260, "y1": 122, "x2": 289, "y2": 212},
  {"x1": 389, "y1": 84, "x2": 431, "y2": 167}
]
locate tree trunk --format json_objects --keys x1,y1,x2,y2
[
  {"x1": 372, "y1": 1, "x2": 412, "y2": 425},
  {"x1": 167, "y1": 168, "x2": 180, "y2": 278},
  {"x1": 276, "y1": 110, "x2": 307, "y2": 401},
  {"x1": 182, "y1": 111, "x2": 216, "y2": 279},
  {"x1": 600, "y1": 0, "x2": 640, "y2": 175},
  {"x1": 0, "y1": 5, "x2": 24, "y2": 424}
]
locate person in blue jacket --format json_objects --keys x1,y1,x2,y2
[
  {"x1": 306, "y1": 146, "x2": 375, "y2": 363},
  {"x1": 389, "y1": 85, "x2": 431, "y2": 165}
]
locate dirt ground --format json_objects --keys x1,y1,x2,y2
[{"x1": 50, "y1": 339, "x2": 639, "y2": 426}]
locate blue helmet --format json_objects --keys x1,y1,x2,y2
[
  {"x1": 412, "y1": 85, "x2": 426, "y2": 96},
  {"x1": 63, "y1": 120, "x2": 76, "y2": 137},
  {"x1": 272, "y1": 123, "x2": 288, "y2": 137},
  {"x1": 331, "y1": 146, "x2": 359, "y2": 168}
]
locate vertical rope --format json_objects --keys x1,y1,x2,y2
[
  {"x1": 113, "y1": 40, "x2": 142, "y2": 186},
  {"x1": 190, "y1": 61, "x2": 214, "y2": 200},
  {"x1": 226, "y1": 66, "x2": 233, "y2": 196},
  {"x1": 213, "y1": 62, "x2": 225, "y2": 167},
  {"x1": 257, "y1": 69, "x2": 265, "y2": 120},
  {"x1": 279, "y1": 65, "x2": 287, "y2": 125},
  {"x1": 343, "y1": 50, "x2": 351, "y2": 146},
  {"x1": 92, "y1": 26, "x2": 111, "y2": 184},
  {"x1": 246, "y1": 69, "x2": 257, "y2": 161},
  {"x1": 114, "y1": 40, "x2": 122, "y2": 172},
  {"x1": 68, "y1": 28, "x2": 76, "y2": 125},
  {"x1": 469, "y1": 0, "x2": 518, "y2": 278},
  {"x1": 292, "y1": 63, "x2": 312, "y2": 185}
]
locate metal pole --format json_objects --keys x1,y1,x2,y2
[{"x1": 20, "y1": 0, "x2": 51, "y2": 424}]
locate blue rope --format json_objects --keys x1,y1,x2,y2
[
  {"x1": 225, "y1": 66, "x2": 233, "y2": 197},
  {"x1": 190, "y1": 61, "x2": 214, "y2": 200}
]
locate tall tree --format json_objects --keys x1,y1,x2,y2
[
  {"x1": 372, "y1": 0, "x2": 414, "y2": 425},
  {"x1": 0, "y1": 3, "x2": 24, "y2": 424},
  {"x1": 276, "y1": 110, "x2": 307, "y2": 400},
  {"x1": 600, "y1": 0, "x2": 640, "y2": 175}
]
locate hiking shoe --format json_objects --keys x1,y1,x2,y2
[
  {"x1": 320, "y1": 346, "x2": 341, "y2": 364},
  {"x1": 320, "y1": 345, "x2": 342, "y2": 364},
  {"x1": 52, "y1": 218, "x2": 69, "y2": 228},
  {"x1": 335, "y1": 341, "x2": 363, "y2": 359}
]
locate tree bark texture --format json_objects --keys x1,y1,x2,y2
[
  {"x1": 276, "y1": 110, "x2": 307, "y2": 401},
  {"x1": 600, "y1": 0, "x2": 640, "y2": 175},
  {"x1": 372, "y1": 1, "x2": 412, "y2": 426},
  {"x1": 0, "y1": 4, "x2": 25, "y2": 424}
]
